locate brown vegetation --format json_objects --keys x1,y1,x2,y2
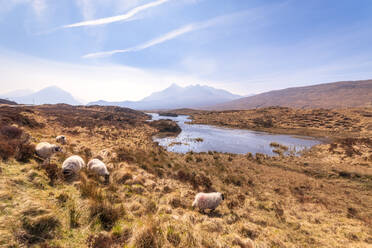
[
  {"x1": 0, "y1": 104, "x2": 371, "y2": 247},
  {"x1": 0, "y1": 125, "x2": 35, "y2": 162},
  {"x1": 208, "y1": 79, "x2": 372, "y2": 110},
  {"x1": 149, "y1": 119, "x2": 182, "y2": 136},
  {"x1": 180, "y1": 106, "x2": 372, "y2": 139}
]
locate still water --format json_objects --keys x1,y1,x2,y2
[{"x1": 150, "y1": 113, "x2": 322, "y2": 155}]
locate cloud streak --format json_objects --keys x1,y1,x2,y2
[
  {"x1": 63, "y1": 0, "x2": 170, "y2": 28},
  {"x1": 83, "y1": 19, "x2": 215, "y2": 58}
]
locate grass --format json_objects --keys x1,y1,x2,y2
[
  {"x1": 0, "y1": 104, "x2": 371, "y2": 247},
  {"x1": 182, "y1": 106, "x2": 371, "y2": 139}
]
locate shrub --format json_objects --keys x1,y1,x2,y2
[
  {"x1": 114, "y1": 171, "x2": 133, "y2": 184},
  {"x1": 89, "y1": 200, "x2": 124, "y2": 230},
  {"x1": 145, "y1": 200, "x2": 158, "y2": 214},
  {"x1": 167, "y1": 226, "x2": 181, "y2": 247},
  {"x1": 0, "y1": 140, "x2": 16, "y2": 160},
  {"x1": 1, "y1": 126, "x2": 23, "y2": 139},
  {"x1": 56, "y1": 193, "x2": 69, "y2": 205},
  {"x1": 20, "y1": 214, "x2": 60, "y2": 244},
  {"x1": 240, "y1": 226, "x2": 260, "y2": 240},
  {"x1": 111, "y1": 224, "x2": 132, "y2": 244},
  {"x1": 195, "y1": 174, "x2": 212, "y2": 191},
  {"x1": 253, "y1": 116, "x2": 274, "y2": 128},
  {"x1": 246, "y1": 152, "x2": 253, "y2": 160},
  {"x1": 175, "y1": 170, "x2": 212, "y2": 190},
  {"x1": 185, "y1": 156, "x2": 193, "y2": 162},
  {"x1": 15, "y1": 142, "x2": 35, "y2": 162},
  {"x1": 79, "y1": 174, "x2": 102, "y2": 200},
  {"x1": 224, "y1": 174, "x2": 244, "y2": 186},
  {"x1": 0, "y1": 127, "x2": 34, "y2": 162},
  {"x1": 149, "y1": 120, "x2": 181, "y2": 134},
  {"x1": 87, "y1": 232, "x2": 113, "y2": 248},
  {"x1": 133, "y1": 222, "x2": 163, "y2": 248},
  {"x1": 115, "y1": 147, "x2": 136, "y2": 163},
  {"x1": 169, "y1": 197, "x2": 182, "y2": 209},
  {"x1": 42, "y1": 163, "x2": 62, "y2": 186}
]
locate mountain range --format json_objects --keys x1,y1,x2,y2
[
  {"x1": 2, "y1": 79, "x2": 371, "y2": 110},
  {"x1": 208, "y1": 79, "x2": 372, "y2": 110},
  {"x1": 88, "y1": 84, "x2": 242, "y2": 110},
  {"x1": 0, "y1": 86, "x2": 81, "y2": 105}
]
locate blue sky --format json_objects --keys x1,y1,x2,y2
[{"x1": 1, "y1": 0, "x2": 372, "y2": 102}]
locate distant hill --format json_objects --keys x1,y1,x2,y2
[
  {"x1": 4, "y1": 86, "x2": 81, "y2": 105},
  {"x1": 0, "y1": 89, "x2": 34, "y2": 99},
  {"x1": 208, "y1": 80, "x2": 372, "y2": 110},
  {"x1": 0, "y1": 99, "x2": 17, "y2": 105},
  {"x1": 88, "y1": 84, "x2": 242, "y2": 110}
]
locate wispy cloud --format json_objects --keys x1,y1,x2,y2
[
  {"x1": 31, "y1": 0, "x2": 47, "y2": 17},
  {"x1": 63, "y1": 0, "x2": 170, "y2": 28},
  {"x1": 83, "y1": 18, "x2": 219, "y2": 58},
  {"x1": 1, "y1": 0, "x2": 47, "y2": 17}
]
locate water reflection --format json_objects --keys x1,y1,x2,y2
[{"x1": 149, "y1": 113, "x2": 321, "y2": 155}]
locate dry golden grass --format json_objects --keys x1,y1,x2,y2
[
  {"x1": 172, "y1": 106, "x2": 372, "y2": 139},
  {"x1": 0, "y1": 104, "x2": 371, "y2": 247}
]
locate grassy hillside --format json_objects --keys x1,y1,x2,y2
[
  {"x1": 208, "y1": 80, "x2": 372, "y2": 110},
  {"x1": 0, "y1": 105, "x2": 371, "y2": 247},
  {"x1": 179, "y1": 107, "x2": 372, "y2": 139}
]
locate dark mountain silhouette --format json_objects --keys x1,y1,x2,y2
[{"x1": 0, "y1": 99, "x2": 17, "y2": 105}]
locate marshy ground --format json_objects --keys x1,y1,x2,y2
[{"x1": 0, "y1": 104, "x2": 371, "y2": 247}]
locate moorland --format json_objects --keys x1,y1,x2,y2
[{"x1": 0, "y1": 104, "x2": 371, "y2": 248}]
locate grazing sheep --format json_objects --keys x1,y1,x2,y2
[
  {"x1": 87, "y1": 158, "x2": 110, "y2": 183},
  {"x1": 62, "y1": 155, "x2": 85, "y2": 179},
  {"x1": 35, "y1": 142, "x2": 61, "y2": 161},
  {"x1": 192, "y1": 192, "x2": 224, "y2": 212},
  {"x1": 56, "y1": 135, "x2": 67, "y2": 144}
]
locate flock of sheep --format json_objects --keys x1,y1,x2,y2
[{"x1": 35, "y1": 135, "x2": 225, "y2": 212}]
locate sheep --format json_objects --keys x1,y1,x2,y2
[
  {"x1": 56, "y1": 135, "x2": 67, "y2": 145},
  {"x1": 62, "y1": 155, "x2": 85, "y2": 179},
  {"x1": 87, "y1": 158, "x2": 110, "y2": 184},
  {"x1": 192, "y1": 192, "x2": 224, "y2": 212},
  {"x1": 35, "y1": 142, "x2": 61, "y2": 162}
]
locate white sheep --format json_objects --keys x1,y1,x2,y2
[
  {"x1": 35, "y1": 142, "x2": 61, "y2": 161},
  {"x1": 62, "y1": 155, "x2": 85, "y2": 179},
  {"x1": 56, "y1": 135, "x2": 67, "y2": 145},
  {"x1": 192, "y1": 192, "x2": 225, "y2": 212},
  {"x1": 87, "y1": 158, "x2": 110, "y2": 183}
]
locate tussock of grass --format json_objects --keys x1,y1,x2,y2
[
  {"x1": 90, "y1": 201, "x2": 124, "y2": 230},
  {"x1": 0, "y1": 125, "x2": 35, "y2": 162},
  {"x1": 132, "y1": 219, "x2": 163, "y2": 248},
  {"x1": 166, "y1": 225, "x2": 181, "y2": 247},
  {"x1": 19, "y1": 209, "x2": 61, "y2": 244}
]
